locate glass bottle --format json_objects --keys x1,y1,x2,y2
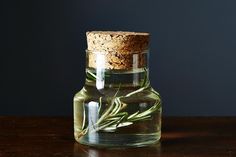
[{"x1": 74, "y1": 31, "x2": 162, "y2": 147}]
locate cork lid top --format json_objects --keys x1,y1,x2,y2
[{"x1": 86, "y1": 31, "x2": 150, "y2": 54}]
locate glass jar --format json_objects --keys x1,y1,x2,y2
[{"x1": 73, "y1": 31, "x2": 162, "y2": 147}]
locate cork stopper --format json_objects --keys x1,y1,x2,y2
[{"x1": 86, "y1": 31, "x2": 150, "y2": 70}]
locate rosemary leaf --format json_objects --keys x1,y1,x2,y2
[
  {"x1": 127, "y1": 111, "x2": 140, "y2": 119},
  {"x1": 128, "y1": 115, "x2": 152, "y2": 122},
  {"x1": 86, "y1": 71, "x2": 97, "y2": 80}
]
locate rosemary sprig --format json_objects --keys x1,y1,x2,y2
[
  {"x1": 81, "y1": 68, "x2": 161, "y2": 134},
  {"x1": 86, "y1": 71, "x2": 97, "y2": 82}
]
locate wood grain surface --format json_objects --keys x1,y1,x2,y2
[{"x1": 0, "y1": 117, "x2": 235, "y2": 157}]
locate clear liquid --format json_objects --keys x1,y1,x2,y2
[{"x1": 74, "y1": 68, "x2": 162, "y2": 147}]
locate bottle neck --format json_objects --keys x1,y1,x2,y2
[
  {"x1": 85, "y1": 67, "x2": 149, "y2": 88},
  {"x1": 85, "y1": 50, "x2": 149, "y2": 89}
]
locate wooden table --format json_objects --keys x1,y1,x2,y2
[{"x1": 0, "y1": 117, "x2": 235, "y2": 157}]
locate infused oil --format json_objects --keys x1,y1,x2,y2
[{"x1": 74, "y1": 31, "x2": 162, "y2": 147}]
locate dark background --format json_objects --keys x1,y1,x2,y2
[{"x1": 1, "y1": 0, "x2": 236, "y2": 116}]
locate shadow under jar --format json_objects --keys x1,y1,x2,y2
[{"x1": 74, "y1": 31, "x2": 162, "y2": 147}]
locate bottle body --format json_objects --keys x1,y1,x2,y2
[{"x1": 73, "y1": 51, "x2": 162, "y2": 147}]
